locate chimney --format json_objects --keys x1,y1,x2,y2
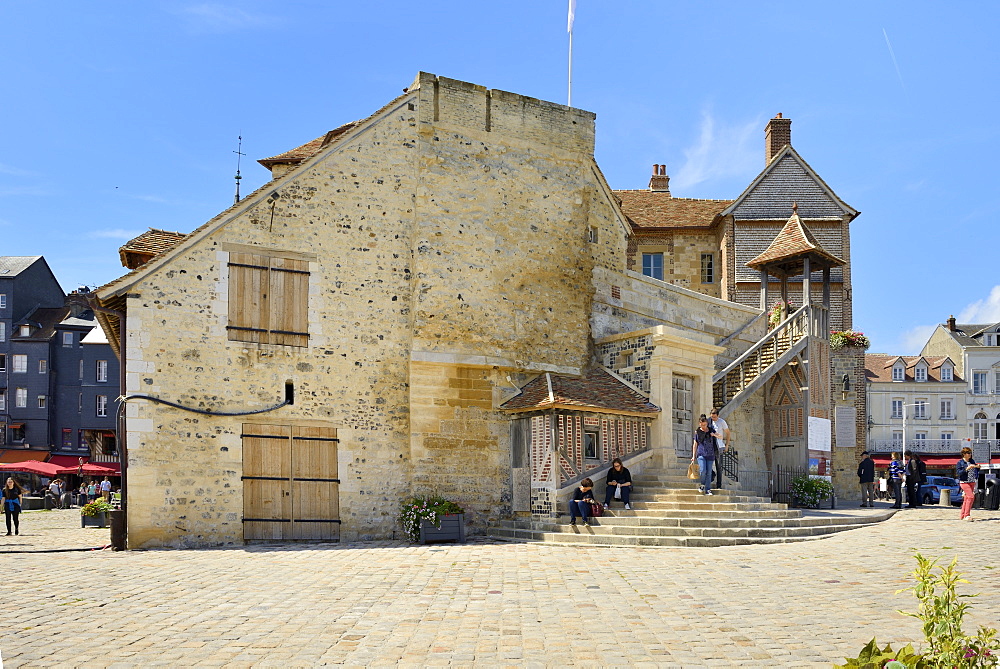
[
  {"x1": 947, "y1": 315, "x2": 957, "y2": 331},
  {"x1": 648, "y1": 164, "x2": 671, "y2": 194},
  {"x1": 765, "y1": 113, "x2": 792, "y2": 164}
]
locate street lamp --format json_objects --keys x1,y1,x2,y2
[{"x1": 900, "y1": 401, "x2": 925, "y2": 468}]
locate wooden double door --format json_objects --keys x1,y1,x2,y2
[{"x1": 242, "y1": 423, "x2": 340, "y2": 541}]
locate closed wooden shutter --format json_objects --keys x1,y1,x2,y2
[
  {"x1": 228, "y1": 252, "x2": 309, "y2": 346},
  {"x1": 242, "y1": 423, "x2": 292, "y2": 540}
]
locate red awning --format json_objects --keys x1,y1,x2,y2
[
  {"x1": 55, "y1": 463, "x2": 118, "y2": 476},
  {"x1": 0, "y1": 460, "x2": 63, "y2": 477},
  {"x1": 47, "y1": 455, "x2": 90, "y2": 468},
  {"x1": 88, "y1": 461, "x2": 121, "y2": 474},
  {"x1": 6, "y1": 423, "x2": 24, "y2": 429},
  {"x1": 0, "y1": 450, "x2": 49, "y2": 464}
]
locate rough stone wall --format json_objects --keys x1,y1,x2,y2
[
  {"x1": 626, "y1": 231, "x2": 722, "y2": 298},
  {"x1": 830, "y1": 346, "x2": 867, "y2": 499},
  {"x1": 597, "y1": 334, "x2": 654, "y2": 393}
]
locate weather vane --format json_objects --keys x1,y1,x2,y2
[{"x1": 233, "y1": 134, "x2": 245, "y2": 205}]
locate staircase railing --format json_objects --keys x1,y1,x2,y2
[
  {"x1": 719, "y1": 448, "x2": 739, "y2": 483},
  {"x1": 712, "y1": 304, "x2": 813, "y2": 412}
]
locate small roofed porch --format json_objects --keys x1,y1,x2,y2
[{"x1": 500, "y1": 367, "x2": 660, "y2": 517}]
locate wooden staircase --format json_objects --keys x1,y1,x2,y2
[{"x1": 489, "y1": 464, "x2": 893, "y2": 548}]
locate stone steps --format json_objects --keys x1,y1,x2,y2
[{"x1": 488, "y1": 466, "x2": 892, "y2": 547}]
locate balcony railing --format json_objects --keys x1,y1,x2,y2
[{"x1": 872, "y1": 439, "x2": 996, "y2": 456}]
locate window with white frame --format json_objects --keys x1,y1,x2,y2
[
  {"x1": 994, "y1": 370, "x2": 1000, "y2": 395},
  {"x1": 940, "y1": 398, "x2": 953, "y2": 419},
  {"x1": 0, "y1": 354, "x2": 5, "y2": 372},
  {"x1": 974, "y1": 412, "x2": 989, "y2": 440},
  {"x1": 641, "y1": 252, "x2": 664, "y2": 281},
  {"x1": 891, "y1": 399, "x2": 903, "y2": 419},
  {"x1": 914, "y1": 400, "x2": 927, "y2": 419},
  {"x1": 38, "y1": 359, "x2": 46, "y2": 374},
  {"x1": 12, "y1": 354, "x2": 26, "y2": 373},
  {"x1": 18, "y1": 325, "x2": 29, "y2": 337},
  {"x1": 0, "y1": 322, "x2": 4, "y2": 342},
  {"x1": 0, "y1": 294, "x2": 6, "y2": 309},
  {"x1": 941, "y1": 365, "x2": 953, "y2": 382},
  {"x1": 97, "y1": 395, "x2": 108, "y2": 417},
  {"x1": 892, "y1": 365, "x2": 905, "y2": 381},
  {"x1": 973, "y1": 371, "x2": 988, "y2": 394},
  {"x1": 0, "y1": 390, "x2": 5, "y2": 411},
  {"x1": 97, "y1": 360, "x2": 108, "y2": 383},
  {"x1": 15, "y1": 387, "x2": 27, "y2": 408},
  {"x1": 62, "y1": 331, "x2": 73, "y2": 347},
  {"x1": 700, "y1": 253, "x2": 714, "y2": 283},
  {"x1": 37, "y1": 395, "x2": 46, "y2": 409},
  {"x1": 915, "y1": 366, "x2": 927, "y2": 382},
  {"x1": 941, "y1": 432, "x2": 953, "y2": 441},
  {"x1": 914, "y1": 432, "x2": 927, "y2": 441},
  {"x1": 584, "y1": 431, "x2": 599, "y2": 459},
  {"x1": 892, "y1": 431, "x2": 903, "y2": 445}
]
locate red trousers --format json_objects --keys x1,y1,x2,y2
[{"x1": 959, "y1": 481, "x2": 976, "y2": 519}]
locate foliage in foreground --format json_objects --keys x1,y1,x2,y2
[
  {"x1": 398, "y1": 496, "x2": 464, "y2": 542},
  {"x1": 836, "y1": 553, "x2": 998, "y2": 668},
  {"x1": 790, "y1": 474, "x2": 833, "y2": 508}
]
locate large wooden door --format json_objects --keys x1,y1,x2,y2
[
  {"x1": 672, "y1": 375, "x2": 694, "y2": 457},
  {"x1": 242, "y1": 423, "x2": 339, "y2": 541}
]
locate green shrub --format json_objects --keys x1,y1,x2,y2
[
  {"x1": 398, "y1": 496, "x2": 464, "y2": 542},
  {"x1": 790, "y1": 475, "x2": 833, "y2": 508}
]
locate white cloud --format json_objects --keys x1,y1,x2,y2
[
  {"x1": 0, "y1": 163, "x2": 38, "y2": 177},
  {"x1": 176, "y1": 4, "x2": 274, "y2": 33},
  {"x1": 671, "y1": 111, "x2": 760, "y2": 191},
  {"x1": 958, "y1": 285, "x2": 1000, "y2": 323},
  {"x1": 89, "y1": 228, "x2": 145, "y2": 240},
  {"x1": 899, "y1": 324, "x2": 936, "y2": 355}
]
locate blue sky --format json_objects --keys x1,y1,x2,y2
[{"x1": 2, "y1": 1, "x2": 998, "y2": 354}]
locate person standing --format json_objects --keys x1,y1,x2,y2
[
  {"x1": 4, "y1": 477, "x2": 24, "y2": 536},
  {"x1": 87, "y1": 480, "x2": 98, "y2": 503},
  {"x1": 905, "y1": 454, "x2": 920, "y2": 508},
  {"x1": 956, "y1": 447, "x2": 981, "y2": 522},
  {"x1": 602, "y1": 458, "x2": 633, "y2": 510},
  {"x1": 857, "y1": 451, "x2": 875, "y2": 507},
  {"x1": 888, "y1": 452, "x2": 905, "y2": 509},
  {"x1": 47, "y1": 478, "x2": 63, "y2": 509},
  {"x1": 709, "y1": 408, "x2": 730, "y2": 490},
  {"x1": 100, "y1": 477, "x2": 112, "y2": 501},
  {"x1": 691, "y1": 415, "x2": 721, "y2": 496}
]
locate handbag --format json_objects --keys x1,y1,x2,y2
[
  {"x1": 589, "y1": 502, "x2": 603, "y2": 517},
  {"x1": 687, "y1": 462, "x2": 700, "y2": 480}
]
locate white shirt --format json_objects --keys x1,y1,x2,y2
[
  {"x1": 713, "y1": 417, "x2": 729, "y2": 450},
  {"x1": 100, "y1": 480, "x2": 112, "y2": 492}
]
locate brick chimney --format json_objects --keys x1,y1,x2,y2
[
  {"x1": 947, "y1": 315, "x2": 957, "y2": 331},
  {"x1": 648, "y1": 164, "x2": 671, "y2": 194},
  {"x1": 765, "y1": 113, "x2": 792, "y2": 164}
]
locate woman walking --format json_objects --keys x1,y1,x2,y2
[
  {"x1": 956, "y1": 446, "x2": 981, "y2": 522},
  {"x1": 691, "y1": 415, "x2": 721, "y2": 496},
  {"x1": 4, "y1": 477, "x2": 24, "y2": 536},
  {"x1": 888, "y1": 453, "x2": 905, "y2": 509}
]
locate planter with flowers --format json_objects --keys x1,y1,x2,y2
[
  {"x1": 768, "y1": 300, "x2": 793, "y2": 329},
  {"x1": 399, "y1": 496, "x2": 466, "y2": 544},
  {"x1": 829, "y1": 329, "x2": 870, "y2": 351},
  {"x1": 81, "y1": 498, "x2": 113, "y2": 528}
]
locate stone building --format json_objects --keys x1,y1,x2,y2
[{"x1": 94, "y1": 74, "x2": 860, "y2": 548}]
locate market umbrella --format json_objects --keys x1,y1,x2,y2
[
  {"x1": 55, "y1": 463, "x2": 118, "y2": 476},
  {"x1": 0, "y1": 461, "x2": 63, "y2": 477}
]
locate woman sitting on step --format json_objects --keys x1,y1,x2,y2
[
  {"x1": 603, "y1": 458, "x2": 633, "y2": 510},
  {"x1": 691, "y1": 415, "x2": 721, "y2": 496}
]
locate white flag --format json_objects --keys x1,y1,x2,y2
[{"x1": 568, "y1": 0, "x2": 576, "y2": 33}]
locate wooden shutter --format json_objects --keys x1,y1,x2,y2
[
  {"x1": 228, "y1": 252, "x2": 270, "y2": 344},
  {"x1": 290, "y1": 425, "x2": 340, "y2": 540},
  {"x1": 228, "y1": 252, "x2": 310, "y2": 346},
  {"x1": 242, "y1": 423, "x2": 292, "y2": 540}
]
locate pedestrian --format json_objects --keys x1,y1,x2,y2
[
  {"x1": 4, "y1": 476, "x2": 24, "y2": 536},
  {"x1": 100, "y1": 477, "x2": 112, "y2": 501},
  {"x1": 47, "y1": 478, "x2": 64, "y2": 509},
  {"x1": 878, "y1": 474, "x2": 888, "y2": 500},
  {"x1": 956, "y1": 446, "x2": 981, "y2": 522},
  {"x1": 87, "y1": 479, "x2": 98, "y2": 502},
  {"x1": 905, "y1": 454, "x2": 921, "y2": 508},
  {"x1": 691, "y1": 415, "x2": 721, "y2": 496},
  {"x1": 602, "y1": 458, "x2": 633, "y2": 510},
  {"x1": 709, "y1": 408, "x2": 730, "y2": 490},
  {"x1": 857, "y1": 451, "x2": 875, "y2": 507},
  {"x1": 569, "y1": 478, "x2": 596, "y2": 527},
  {"x1": 888, "y1": 452, "x2": 905, "y2": 509}
]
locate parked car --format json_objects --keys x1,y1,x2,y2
[{"x1": 919, "y1": 476, "x2": 960, "y2": 505}]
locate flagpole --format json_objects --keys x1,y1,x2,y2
[{"x1": 567, "y1": 0, "x2": 575, "y2": 107}]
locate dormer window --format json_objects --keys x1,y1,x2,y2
[
  {"x1": 892, "y1": 365, "x2": 905, "y2": 381},
  {"x1": 915, "y1": 366, "x2": 927, "y2": 382},
  {"x1": 19, "y1": 325, "x2": 30, "y2": 337},
  {"x1": 941, "y1": 365, "x2": 953, "y2": 382}
]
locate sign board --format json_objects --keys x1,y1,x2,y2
[
  {"x1": 808, "y1": 416, "x2": 832, "y2": 478},
  {"x1": 835, "y1": 406, "x2": 857, "y2": 448}
]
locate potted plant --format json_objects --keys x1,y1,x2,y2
[
  {"x1": 829, "y1": 329, "x2": 871, "y2": 350},
  {"x1": 768, "y1": 300, "x2": 793, "y2": 328},
  {"x1": 790, "y1": 475, "x2": 834, "y2": 509},
  {"x1": 81, "y1": 498, "x2": 113, "y2": 528},
  {"x1": 399, "y1": 496, "x2": 465, "y2": 544}
]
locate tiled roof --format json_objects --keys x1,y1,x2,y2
[
  {"x1": 118, "y1": 229, "x2": 188, "y2": 269},
  {"x1": 14, "y1": 306, "x2": 70, "y2": 341},
  {"x1": 612, "y1": 191, "x2": 732, "y2": 229},
  {"x1": 746, "y1": 206, "x2": 846, "y2": 270},
  {"x1": 0, "y1": 256, "x2": 42, "y2": 277},
  {"x1": 864, "y1": 354, "x2": 961, "y2": 383},
  {"x1": 500, "y1": 367, "x2": 660, "y2": 415},
  {"x1": 944, "y1": 323, "x2": 1000, "y2": 346},
  {"x1": 258, "y1": 121, "x2": 360, "y2": 168}
]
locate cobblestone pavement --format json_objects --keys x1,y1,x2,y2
[{"x1": 1, "y1": 503, "x2": 998, "y2": 668}]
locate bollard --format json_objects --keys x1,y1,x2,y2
[
  {"x1": 939, "y1": 488, "x2": 951, "y2": 506},
  {"x1": 110, "y1": 509, "x2": 126, "y2": 551}
]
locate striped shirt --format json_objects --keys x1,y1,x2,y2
[{"x1": 888, "y1": 460, "x2": 905, "y2": 480}]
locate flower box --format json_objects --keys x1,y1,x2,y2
[
  {"x1": 419, "y1": 513, "x2": 465, "y2": 544},
  {"x1": 81, "y1": 512, "x2": 108, "y2": 528}
]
